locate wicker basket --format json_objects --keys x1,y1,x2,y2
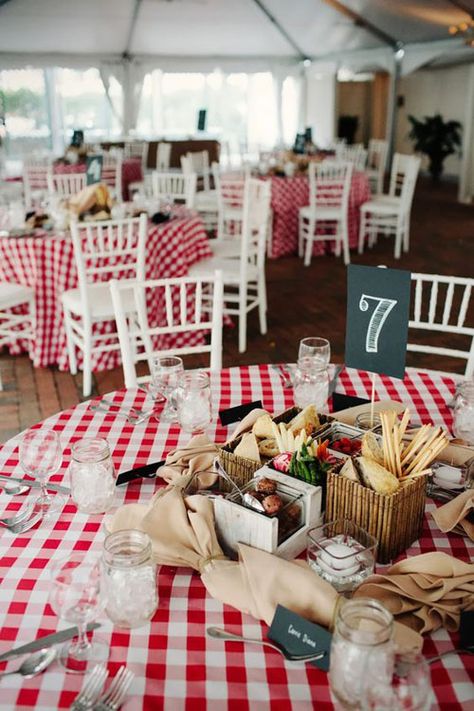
[
  {"x1": 217, "y1": 408, "x2": 333, "y2": 493},
  {"x1": 326, "y1": 470, "x2": 427, "y2": 564}
]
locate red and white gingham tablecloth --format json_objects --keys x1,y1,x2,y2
[
  {"x1": 54, "y1": 159, "x2": 143, "y2": 202},
  {"x1": 0, "y1": 212, "x2": 212, "y2": 372},
  {"x1": 0, "y1": 365, "x2": 472, "y2": 710},
  {"x1": 268, "y1": 173, "x2": 371, "y2": 259}
]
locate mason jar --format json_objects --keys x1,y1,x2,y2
[
  {"x1": 293, "y1": 356, "x2": 329, "y2": 411},
  {"x1": 102, "y1": 530, "x2": 158, "y2": 629},
  {"x1": 69, "y1": 438, "x2": 116, "y2": 514},
  {"x1": 452, "y1": 381, "x2": 474, "y2": 445},
  {"x1": 329, "y1": 598, "x2": 395, "y2": 710}
]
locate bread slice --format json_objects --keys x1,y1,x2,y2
[
  {"x1": 252, "y1": 414, "x2": 275, "y2": 440},
  {"x1": 361, "y1": 432, "x2": 385, "y2": 466},
  {"x1": 234, "y1": 433, "x2": 261, "y2": 463},
  {"x1": 340, "y1": 458, "x2": 360, "y2": 483},
  {"x1": 258, "y1": 438, "x2": 280, "y2": 458},
  {"x1": 288, "y1": 404, "x2": 320, "y2": 436},
  {"x1": 355, "y1": 456, "x2": 399, "y2": 495}
]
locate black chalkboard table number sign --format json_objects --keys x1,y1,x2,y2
[
  {"x1": 86, "y1": 155, "x2": 103, "y2": 186},
  {"x1": 345, "y1": 264, "x2": 411, "y2": 421}
]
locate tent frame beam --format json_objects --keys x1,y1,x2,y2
[
  {"x1": 123, "y1": 0, "x2": 143, "y2": 59},
  {"x1": 250, "y1": 0, "x2": 308, "y2": 60},
  {"x1": 319, "y1": 0, "x2": 399, "y2": 49}
]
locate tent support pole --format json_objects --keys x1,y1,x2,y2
[{"x1": 385, "y1": 51, "x2": 402, "y2": 165}]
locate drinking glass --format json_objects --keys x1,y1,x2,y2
[
  {"x1": 293, "y1": 356, "x2": 329, "y2": 411},
  {"x1": 150, "y1": 356, "x2": 184, "y2": 422},
  {"x1": 49, "y1": 552, "x2": 108, "y2": 673},
  {"x1": 365, "y1": 652, "x2": 432, "y2": 710},
  {"x1": 19, "y1": 429, "x2": 66, "y2": 516},
  {"x1": 298, "y1": 337, "x2": 331, "y2": 367},
  {"x1": 176, "y1": 371, "x2": 212, "y2": 433}
]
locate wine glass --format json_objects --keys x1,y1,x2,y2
[
  {"x1": 298, "y1": 337, "x2": 331, "y2": 367},
  {"x1": 19, "y1": 429, "x2": 67, "y2": 516},
  {"x1": 150, "y1": 356, "x2": 184, "y2": 422},
  {"x1": 49, "y1": 552, "x2": 108, "y2": 673}
]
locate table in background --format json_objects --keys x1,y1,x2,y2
[
  {"x1": 268, "y1": 172, "x2": 371, "y2": 259},
  {"x1": 0, "y1": 211, "x2": 211, "y2": 372},
  {"x1": 54, "y1": 159, "x2": 143, "y2": 201},
  {"x1": 0, "y1": 365, "x2": 472, "y2": 710}
]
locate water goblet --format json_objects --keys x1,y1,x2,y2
[
  {"x1": 19, "y1": 429, "x2": 67, "y2": 516},
  {"x1": 176, "y1": 371, "x2": 212, "y2": 433},
  {"x1": 298, "y1": 337, "x2": 331, "y2": 367},
  {"x1": 49, "y1": 552, "x2": 108, "y2": 673},
  {"x1": 150, "y1": 356, "x2": 184, "y2": 422}
]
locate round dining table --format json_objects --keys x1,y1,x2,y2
[
  {"x1": 0, "y1": 210, "x2": 212, "y2": 372},
  {"x1": 0, "y1": 364, "x2": 472, "y2": 710}
]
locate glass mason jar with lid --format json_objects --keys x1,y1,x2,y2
[
  {"x1": 293, "y1": 356, "x2": 329, "y2": 411},
  {"x1": 329, "y1": 598, "x2": 395, "y2": 710},
  {"x1": 102, "y1": 530, "x2": 158, "y2": 629},
  {"x1": 452, "y1": 381, "x2": 474, "y2": 445},
  {"x1": 69, "y1": 438, "x2": 116, "y2": 514}
]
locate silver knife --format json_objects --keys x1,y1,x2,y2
[
  {"x1": 0, "y1": 475, "x2": 70, "y2": 495},
  {"x1": 0, "y1": 623, "x2": 100, "y2": 662},
  {"x1": 328, "y1": 364, "x2": 344, "y2": 397}
]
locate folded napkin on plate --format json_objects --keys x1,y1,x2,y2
[
  {"x1": 159, "y1": 408, "x2": 270, "y2": 489},
  {"x1": 431, "y1": 490, "x2": 474, "y2": 541},
  {"x1": 354, "y1": 552, "x2": 474, "y2": 634}
]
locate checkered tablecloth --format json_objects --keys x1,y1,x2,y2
[
  {"x1": 0, "y1": 212, "x2": 212, "y2": 372},
  {"x1": 54, "y1": 159, "x2": 143, "y2": 202},
  {"x1": 0, "y1": 365, "x2": 472, "y2": 710},
  {"x1": 268, "y1": 172, "x2": 371, "y2": 259}
]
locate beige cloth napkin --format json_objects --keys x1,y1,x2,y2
[
  {"x1": 158, "y1": 408, "x2": 270, "y2": 489},
  {"x1": 354, "y1": 552, "x2": 474, "y2": 634},
  {"x1": 431, "y1": 490, "x2": 474, "y2": 541}
]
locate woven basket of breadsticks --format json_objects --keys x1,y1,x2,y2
[
  {"x1": 326, "y1": 408, "x2": 449, "y2": 563},
  {"x1": 217, "y1": 405, "x2": 333, "y2": 493}
]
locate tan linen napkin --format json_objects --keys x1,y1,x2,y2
[
  {"x1": 354, "y1": 552, "x2": 474, "y2": 634},
  {"x1": 431, "y1": 490, "x2": 474, "y2": 541},
  {"x1": 159, "y1": 409, "x2": 270, "y2": 489}
]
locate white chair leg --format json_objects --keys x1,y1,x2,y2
[
  {"x1": 82, "y1": 324, "x2": 93, "y2": 397},
  {"x1": 238, "y1": 289, "x2": 247, "y2": 353},
  {"x1": 298, "y1": 215, "x2": 304, "y2": 257},
  {"x1": 394, "y1": 222, "x2": 403, "y2": 259},
  {"x1": 63, "y1": 308, "x2": 78, "y2": 375},
  {"x1": 258, "y1": 277, "x2": 267, "y2": 335},
  {"x1": 358, "y1": 212, "x2": 366, "y2": 254},
  {"x1": 341, "y1": 220, "x2": 350, "y2": 265},
  {"x1": 403, "y1": 215, "x2": 410, "y2": 252}
]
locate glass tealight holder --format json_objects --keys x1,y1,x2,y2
[
  {"x1": 307, "y1": 519, "x2": 377, "y2": 593},
  {"x1": 176, "y1": 371, "x2": 212, "y2": 433},
  {"x1": 102, "y1": 530, "x2": 158, "y2": 629},
  {"x1": 69, "y1": 438, "x2": 116, "y2": 514}
]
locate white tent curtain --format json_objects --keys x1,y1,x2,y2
[
  {"x1": 458, "y1": 64, "x2": 474, "y2": 204},
  {"x1": 122, "y1": 61, "x2": 148, "y2": 134},
  {"x1": 99, "y1": 61, "x2": 124, "y2": 128}
]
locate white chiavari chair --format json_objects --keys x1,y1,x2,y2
[
  {"x1": 299, "y1": 161, "x2": 353, "y2": 266},
  {"x1": 0, "y1": 282, "x2": 35, "y2": 390},
  {"x1": 156, "y1": 142, "x2": 172, "y2": 172},
  {"x1": 110, "y1": 270, "x2": 223, "y2": 388},
  {"x1": 185, "y1": 150, "x2": 212, "y2": 193},
  {"x1": 190, "y1": 178, "x2": 271, "y2": 353},
  {"x1": 47, "y1": 173, "x2": 87, "y2": 199},
  {"x1": 408, "y1": 273, "x2": 474, "y2": 377},
  {"x1": 23, "y1": 155, "x2": 53, "y2": 209},
  {"x1": 367, "y1": 139, "x2": 388, "y2": 195},
  {"x1": 151, "y1": 171, "x2": 196, "y2": 208},
  {"x1": 61, "y1": 214, "x2": 147, "y2": 397},
  {"x1": 101, "y1": 152, "x2": 123, "y2": 202},
  {"x1": 181, "y1": 155, "x2": 218, "y2": 231},
  {"x1": 358, "y1": 154, "x2": 421, "y2": 258},
  {"x1": 335, "y1": 143, "x2": 368, "y2": 171}
]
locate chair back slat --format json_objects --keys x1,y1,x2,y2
[
  {"x1": 367, "y1": 139, "x2": 388, "y2": 172},
  {"x1": 110, "y1": 271, "x2": 223, "y2": 387},
  {"x1": 156, "y1": 142, "x2": 171, "y2": 171},
  {"x1": 309, "y1": 161, "x2": 353, "y2": 210},
  {"x1": 48, "y1": 173, "x2": 87, "y2": 198},
  {"x1": 152, "y1": 171, "x2": 196, "y2": 208},
  {"x1": 442, "y1": 281, "x2": 455, "y2": 326},
  {"x1": 428, "y1": 282, "x2": 438, "y2": 324}
]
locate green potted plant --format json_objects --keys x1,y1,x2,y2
[{"x1": 408, "y1": 113, "x2": 461, "y2": 182}]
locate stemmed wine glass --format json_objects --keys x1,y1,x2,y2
[
  {"x1": 150, "y1": 356, "x2": 184, "y2": 422},
  {"x1": 49, "y1": 552, "x2": 108, "y2": 673},
  {"x1": 19, "y1": 429, "x2": 67, "y2": 516}
]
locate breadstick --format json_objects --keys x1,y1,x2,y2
[
  {"x1": 401, "y1": 426, "x2": 430, "y2": 461},
  {"x1": 409, "y1": 438, "x2": 448, "y2": 475},
  {"x1": 398, "y1": 409, "x2": 411, "y2": 443},
  {"x1": 393, "y1": 424, "x2": 402, "y2": 477},
  {"x1": 399, "y1": 469, "x2": 432, "y2": 482},
  {"x1": 404, "y1": 428, "x2": 443, "y2": 474}
]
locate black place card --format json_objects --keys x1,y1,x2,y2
[
  {"x1": 345, "y1": 265, "x2": 411, "y2": 380},
  {"x1": 332, "y1": 392, "x2": 370, "y2": 412},
  {"x1": 459, "y1": 610, "x2": 474, "y2": 650},
  {"x1": 116, "y1": 460, "x2": 164, "y2": 487},
  {"x1": 268, "y1": 605, "x2": 331, "y2": 671},
  {"x1": 86, "y1": 154, "x2": 103, "y2": 185},
  {"x1": 218, "y1": 400, "x2": 263, "y2": 427}
]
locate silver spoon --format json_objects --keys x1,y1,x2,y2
[
  {"x1": 427, "y1": 648, "x2": 474, "y2": 664},
  {"x1": 1, "y1": 480, "x2": 31, "y2": 496},
  {"x1": 0, "y1": 647, "x2": 57, "y2": 679},
  {"x1": 206, "y1": 627, "x2": 326, "y2": 663}
]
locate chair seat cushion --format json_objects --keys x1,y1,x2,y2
[
  {"x1": 61, "y1": 283, "x2": 135, "y2": 319},
  {"x1": 211, "y1": 239, "x2": 241, "y2": 259},
  {"x1": 0, "y1": 282, "x2": 34, "y2": 310},
  {"x1": 299, "y1": 205, "x2": 343, "y2": 220},
  {"x1": 361, "y1": 198, "x2": 401, "y2": 214},
  {"x1": 189, "y1": 257, "x2": 258, "y2": 283}
]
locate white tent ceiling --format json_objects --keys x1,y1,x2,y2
[{"x1": 0, "y1": 0, "x2": 472, "y2": 65}]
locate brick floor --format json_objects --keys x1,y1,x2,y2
[{"x1": 1, "y1": 177, "x2": 473, "y2": 443}]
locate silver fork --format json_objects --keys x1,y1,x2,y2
[
  {"x1": 70, "y1": 664, "x2": 108, "y2": 711},
  {"x1": 0, "y1": 504, "x2": 33, "y2": 527},
  {"x1": 5, "y1": 507, "x2": 43, "y2": 535},
  {"x1": 93, "y1": 666, "x2": 134, "y2": 711}
]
